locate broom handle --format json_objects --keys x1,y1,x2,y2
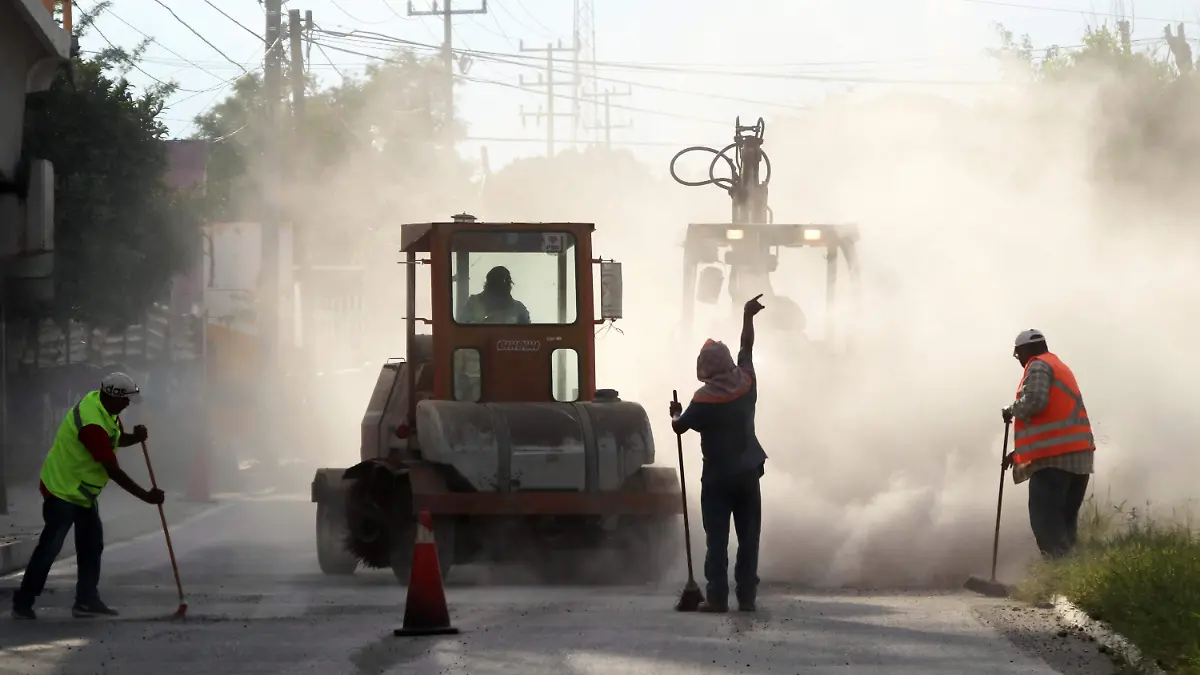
[
  {"x1": 990, "y1": 420, "x2": 1010, "y2": 581},
  {"x1": 672, "y1": 391, "x2": 697, "y2": 580},
  {"x1": 141, "y1": 440, "x2": 185, "y2": 603}
]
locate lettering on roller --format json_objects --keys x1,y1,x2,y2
[{"x1": 496, "y1": 339, "x2": 541, "y2": 352}]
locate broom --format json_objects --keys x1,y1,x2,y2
[
  {"x1": 671, "y1": 390, "x2": 705, "y2": 612},
  {"x1": 140, "y1": 440, "x2": 189, "y2": 619},
  {"x1": 964, "y1": 419, "x2": 1012, "y2": 598}
]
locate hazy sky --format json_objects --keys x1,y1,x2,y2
[{"x1": 76, "y1": 0, "x2": 1200, "y2": 169}]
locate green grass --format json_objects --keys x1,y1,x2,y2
[{"x1": 1014, "y1": 493, "x2": 1200, "y2": 673}]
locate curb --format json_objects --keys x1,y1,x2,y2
[{"x1": 1052, "y1": 594, "x2": 1166, "y2": 675}]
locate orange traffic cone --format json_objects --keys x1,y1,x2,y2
[{"x1": 393, "y1": 510, "x2": 459, "y2": 637}]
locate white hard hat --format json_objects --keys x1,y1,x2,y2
[
  {"x1": 1014, "y1": 329, "x2": 1047, "y2": 348},
  {"x1": 100, "y1": 372, "x2": 141, "y2": 404}
]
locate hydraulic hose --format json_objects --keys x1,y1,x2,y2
[{"x1": 668, "y1": 117, "x2": 773, "y2": 195}]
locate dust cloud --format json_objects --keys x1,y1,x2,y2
[
  {"x1": 550, "y1": 51, "x2": 1200, "y2": 587},
  {"x1": 228, "y1": 17, "x2": 1200, "y2": 589}
]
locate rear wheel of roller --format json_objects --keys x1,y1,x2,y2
[{"x1": 316, "y1": 501, "x2": 359, "y2": 575}]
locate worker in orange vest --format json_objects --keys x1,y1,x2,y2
[{"x1": 1001, "y1": 329, "x2": 1096, "y2": 559}]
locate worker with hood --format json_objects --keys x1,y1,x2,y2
[
  {"x1": 669, "y1": 294, "x2": 768, "y2": 613},
  {"x1": 462, "y1": 265, "x2": 531, "y2": 324},
  {"x1": 1003, "y1": 329, "x2": 1095, "y2": 560}
]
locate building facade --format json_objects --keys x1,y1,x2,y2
[{"x1": 1, "y1": 0, "x2": 71, "y2": 287}]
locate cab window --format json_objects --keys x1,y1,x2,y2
[{"x1": 450, "y1": 230, "x2": 578, "y2": 325}]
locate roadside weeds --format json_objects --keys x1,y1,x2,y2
[{"x1": 1013, "y1": 494, "x2": 1200, "y2": 674}]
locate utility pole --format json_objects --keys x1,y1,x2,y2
[
  {"x1": 289, "y1": 8, "x2": 314, "y2": 358},
  {"x1": 407, "y1": 1, "x2": 488, "y2": 119},
  {"x1": 261, "y1": 0, "x2": 284, "y2": 454},
  {"x1": 572, "y1": 0, "x2": 597, "y2": 144},
  {"x1": 583, "y1": 87, "x2": 632, "y2": 148},
  {"x1": 518, "y1": 40, "x2": 578, "y2": 157}
]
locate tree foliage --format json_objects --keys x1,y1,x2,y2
[
  {"x1": 20, "y1": 5, "x2": 205, "y2": 327},
  {"x1": 192, "y1": 49, "x2": 473, "y2": 261},
  {"x1": 990, "y1": 21, "x2": 1200, "y2": 198}
]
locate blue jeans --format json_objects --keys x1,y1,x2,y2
[
  {"x1": 12, "y1": 495, "x2": 105, "y2": 609},
  {"x1": 700, "y1": 467, "x2": 762, "y2": 605}
]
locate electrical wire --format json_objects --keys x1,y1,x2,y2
[
  {"x1": 146, "y1": 0, "x2": 249, "y2": 74},
  {"x1": 330, "y1": 0, "x2": 391, "y2": 25},
  {"x1": 311, "y1": 40, "x2": 729, "y2": 125},
  {"x1": 310, "y1": 27, "x2": 1013, "y2": 86},
  {"x1": 82, "y1": 4, "x2": 230, "y2": 84},
  {"x1": 88, "y1": 20, "x2": 208, "y2": 92},
  {"x1": 201, "y1": 0, "x2": 263, "y2": 43},
  {"x1": 955, "y1": 0, "x2": 1199, "y2": 26}
]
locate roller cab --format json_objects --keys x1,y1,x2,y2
[{"x1": 312, "y1": 214, "x2": 682, "y2": 584}]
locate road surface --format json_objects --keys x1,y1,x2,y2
[{"x1": 0, "y1": 494, "x2": 1116, "y2": 674}]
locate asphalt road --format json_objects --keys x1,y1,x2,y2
[{"x1": 0, "y1": 495, "x2": 1117, "y2": 675}]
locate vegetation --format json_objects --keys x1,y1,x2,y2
[
  {"x1": 991, "y1": 21, "x2": 1200, "y2": 203},
  {"x1": 192, "y1": 48, "x2": 472, "y2": 261},
  {"x1": 17, "y1": 2, "x2": 206, "y2": 328},
  {"x1": 1015, "y1": 494, "x2": 1200, "y2": 673}
]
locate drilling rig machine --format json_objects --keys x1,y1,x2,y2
[
  {"x1": 670, "y1": 117, "x2": 862, "y2": 361},
  {"x1": 311, "y1": 214, "x2": 683, "y2": 584}
]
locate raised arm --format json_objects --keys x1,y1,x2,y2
[{"x1": 741, "y1": 294, "x2": 765, "y2": 356}]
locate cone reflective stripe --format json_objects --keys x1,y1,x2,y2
[{"x1": 394, "y1": 510, "x2": 459, "y2": 637}]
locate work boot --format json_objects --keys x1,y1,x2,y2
[
  {"x1": 697, "y1": 600, "x2": 728, "y2": 613},
  {"x1": 737, "y1": 600, "x2": 756, "y2": 612},
  {"x1": 10, "y1": 604, "x2": 36, "y2": 620},
  {"x1": 72, "y1": 599, "x2": 119, "y2": 618}
]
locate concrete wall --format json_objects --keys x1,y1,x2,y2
[{"x1": 0, "y1": 0, "x2": 70, "y2": 259}]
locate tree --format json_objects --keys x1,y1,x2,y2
[
  {"x1": 18, "y1": 3, "x2": 205, "y2": 328},
  {"x1": 192, "y1": 48, "x2": 473, "y2": 262},
  {"x1": 992, "y1": 20, "x2": 1200, "y2": 203}
]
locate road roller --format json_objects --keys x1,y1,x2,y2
[{"x1": 311, "y1": 214, "x2": 683, "y2": 584}]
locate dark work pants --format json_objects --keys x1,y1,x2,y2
[
  {"x1": 12, "y1": 495, "x2": 105, "y2": 609},
  {"x1": 700, "y1": 469, "x2": 762, "y2": 605},
  {"x1": 1028, "y1": 468, "x2": 1090, "y2": 560}
]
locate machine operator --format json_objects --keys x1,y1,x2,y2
[{"x1": 462, "y1": 266, "x2": 531, "y2": 324}]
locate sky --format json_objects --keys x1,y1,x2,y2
[{"x1": 74, "y1": 0, "x2": 1200, "y2": 170}]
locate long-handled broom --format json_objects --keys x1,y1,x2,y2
[
  {"x1": 964, "y1": 419, "x2": 1013, "y2": 598},
  {"x1": 140, "y1": 440, "x2": 188, "y2": 619},
  {"x1": 671, "y1": 390, "x2": 705, "y2": 612}
]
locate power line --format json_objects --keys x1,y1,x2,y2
[
  {"x1": 201, "y1": 0, "x2": 263, "y2": 43},
  {"x1": 955, "y1": 0, "x2": 1200, "y2": 26},
  {"x1": 312, "y1": 39, "x2": 729, "y2": 125},
  {"x1": 329, "y1": 0, "x2": 390, "y2": 24},
  {"x1": 310, "y1": 28, "x2": 1012, "y2": 86},
  {"x1": 88, "y1": 20, "x2": 207, "y2": 92},
  {"x1": 146, "y1": 0, "x2": 250, "y2": 74},
  {"x1": 79, "y1": 3, "x2": 230, "y2": 83},
  {"x1": 462, "y1": 135, "x2": 687, "y2": 147}
]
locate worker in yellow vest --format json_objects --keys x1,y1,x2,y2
[{"x1": 11, "y1": 372, "x2": 165, "y2": 620}]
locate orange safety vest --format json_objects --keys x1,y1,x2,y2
[{"x1": 1012, "y1": 352, "x2": 1095, "y2": 465}]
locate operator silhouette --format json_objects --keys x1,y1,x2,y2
[{"x1": 462, "y1": 266, "x2": 532, "y2": 324}]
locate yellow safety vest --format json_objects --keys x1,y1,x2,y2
[{"x1": 40, "y1": 390, "x2": 122, "y2": 507}]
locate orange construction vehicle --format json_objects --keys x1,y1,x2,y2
[{"x1": 311, "y1": 214, "x2": 683, "y2": 583}]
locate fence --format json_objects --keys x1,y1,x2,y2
[{"x1": 2, "y1": 304, "x2": 204, "y2": 490}]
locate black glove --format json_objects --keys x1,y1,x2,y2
[
  {"x1": 1001, "y1": 407, "x2": 1013, "y2": 424},
  {"x1": 144, "y1": 488, "x2": 165, "y2": 506},
  {"x1": 669, "y1": 401, "x2": 683, "y2": 418},
  {"x1": 1002, "y1": 452, "x2": 1015, "y2": 471},
  {"x1": 132, "y1": 424, "x2": 149, "y2": 443}
]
